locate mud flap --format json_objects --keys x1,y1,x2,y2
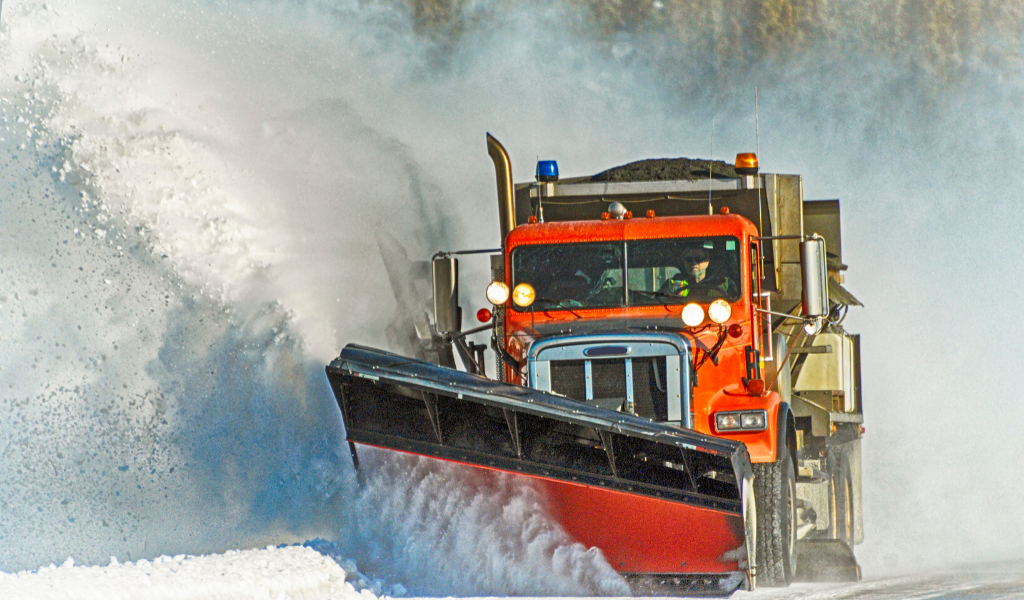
[
  {"x1": 793, "y1": 539, "x2": 862, "y2": 582},
  {"x1": 327, "y1": 344, "x2": 756, "y2": 586}
]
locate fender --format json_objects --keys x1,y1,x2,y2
[
  {"x1": 707, "y1": 389, "x2": 789, "y2": 463},
  {"x1": 775, "y1": 401, "x2": 797, "y2": 465}
]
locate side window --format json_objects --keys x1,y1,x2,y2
[{"x1": 750, "y1": 242, "x2": 767, "y2": 351}]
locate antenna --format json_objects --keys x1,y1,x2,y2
[
  {"x1": 755, "y1": 87, "x2": 760, "y2": 160},
  {"x1": 708, "y1": 118, "x2": 714, "y2": 215}
]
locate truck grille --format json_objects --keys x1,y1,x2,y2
[{"x1": 549, "y1": 357, "x2": 668, "y2": 420}]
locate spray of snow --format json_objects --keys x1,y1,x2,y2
[
  {"x1": 339, "y1": 449, "x2": 629, "y2": 596},
  {"x1": 0, "y1": 0, "x2": 630, "y2": 592}
]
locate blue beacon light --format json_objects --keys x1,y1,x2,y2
[{"x1": 536, "y1": 160, "x2": 559, "y2": 182}]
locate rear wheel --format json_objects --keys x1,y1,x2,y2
[{"x1": 753, "y1": 452, "x2": 797, "y2": 587}]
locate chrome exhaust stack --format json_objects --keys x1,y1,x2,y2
[{"x1": 487, "y1": 133, "x2": 516, "y2": 243}]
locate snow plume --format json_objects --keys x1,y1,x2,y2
[
  {"x1": 339, "y1": 449, "x2": 629, "y2": 596},
  {"x1": 0, "y1": 0, "x2": 625, "y2": 590}
]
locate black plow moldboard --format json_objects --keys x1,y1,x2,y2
[{"x1": 326, "y1": 344, "x2": 750, "y2": 513}]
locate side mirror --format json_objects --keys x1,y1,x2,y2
[
  {"x1": 432, "y1": 256, "x2": 460, "y2": 335},
  {"x1": 800, "y1": 237, "x2": 829, "y2": 317}
]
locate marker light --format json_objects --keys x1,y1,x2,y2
[
  {"x1": 715, "y1": 410, "x2": 768, "y2": 432},
  {"x1": 486, "y1": 281, "x2": 510, "y2": 305},
  {"x1": 476, "y1": 308, "x2": 493, "y2": 323},
  {"x1": 512, "y1": 283, "x2": 536, "y2": 308},
  {"x1": 708, "y1": 299, "x2": 732, "y2": 324},
  {"x1": 681, "y1": 303, "x2": 705, "y2": 327}
]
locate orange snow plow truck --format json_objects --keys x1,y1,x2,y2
[{"x1": 326, "y1": 135, "x2": 865, "y2": 596}]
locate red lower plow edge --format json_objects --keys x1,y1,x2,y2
[{"x1": 360, "y1": 443, "x2": 749, "y2": 593}]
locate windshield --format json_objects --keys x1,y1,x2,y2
[{"x1": 510, "y1": 237, "x2": 742, "y2": 311}]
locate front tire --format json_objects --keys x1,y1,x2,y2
[{"x1": 753, "y1": 452, "x2": 797, "y2": 587}]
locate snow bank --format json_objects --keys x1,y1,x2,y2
[{"x1": 0, "y1": 546, "x2": 374, "y2": 600}]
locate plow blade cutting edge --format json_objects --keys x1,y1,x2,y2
[{"x1": 326, "y1": 344, "x2": 758, "y2": 596}]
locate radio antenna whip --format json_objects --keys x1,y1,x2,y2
[
  {"x1": 708, "y1": 118, "x2": 714, "y2": 215},
  {"x1": 755, "y1": 87, "x2": 761, "y2": 159}
]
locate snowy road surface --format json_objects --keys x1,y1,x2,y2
[
  {"x1": 0, "y1": 546, "x2": 377, "y2": 600},
  {"x1": 2, "y1": 548, "x2": 1023, "y2": 600},
  {"x1": 742, "y1": 561, "x2": 1024, "y2": 600}
]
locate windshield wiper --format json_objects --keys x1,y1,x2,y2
[
  {"x1": 533, "y1": 297, "x2": 584, "y2": 318},
  {"x1": 629, "y1": 289, "x2": 679, "y2": 308}
]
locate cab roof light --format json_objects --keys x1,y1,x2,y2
[
  {"x1": 735, "y1": 152, "x2": 759, "y2": 176},
  {"x1": 536, "y1": 160, "x2": 559, "y2": 182}
]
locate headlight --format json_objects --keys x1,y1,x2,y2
[
  {"x1": 716, "y1": 413, "x2": 741, "y2": 430},
  {"x1": 681, "y1": 302, "x2": 704, "y2": 327},
  {"x1": 741, "y1": 412, "x2": 767, "y2": 429},
  {"x1": 486, "y1": 281, "x2": 510, "y2": 305},
  {"x1": 512, "y1": 283, "x2": 536, "y2": 308},
  {"x1": 708, "y1": 299, "x2": 732, "y2": 324},
  {"x1": 715, "y1": 410, "x2": 768, "y2": 432}
]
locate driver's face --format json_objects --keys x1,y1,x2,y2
[{"x1": 682, "y1": 253, "x2": 709, "y2": 276}]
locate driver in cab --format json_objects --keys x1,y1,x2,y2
[{"x1": 660, "y1": 248, "x2": 732, "y2": 300}]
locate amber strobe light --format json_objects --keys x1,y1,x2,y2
[{"x1": 735, "y1": 153, "x2": 758, "y2": 170}]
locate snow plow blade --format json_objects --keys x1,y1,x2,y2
[
  {"x1": 794, "y1": 540, "x2": 862, "y2": 582},
  {"x1": 326, "y1": 344, "x2": 757, "y2": 595}
]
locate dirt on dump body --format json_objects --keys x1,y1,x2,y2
[{"x1": 591, "y1": 157, "x2": 738, "y2": 182}]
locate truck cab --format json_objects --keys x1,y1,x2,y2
[{"x1": 500, "y1": 213, "x2": 787, "y2": 463}]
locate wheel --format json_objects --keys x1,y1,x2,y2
[
  {"x1": 830, "y1": 450, "x2": 854, "y2": 548},
  {"x1": 753, "y1": 452, "x2": 797, "y2": 587}
]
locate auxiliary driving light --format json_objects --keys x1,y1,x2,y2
[
  {"x1": 512, "y1": 283, "x2": 536, "y2": 308},
  {"x1": 715, "y1": 410, "x2": 768, "y2": 432},
  {"x1": 681, "y1": 302, "x2": 705, "y2": 327},
  {"x1": 708, "y1": 299, "x2": 732, "y2": 324},
  {"x1": 486, "y1": 281, "x2": 510, "y2": 305}
]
